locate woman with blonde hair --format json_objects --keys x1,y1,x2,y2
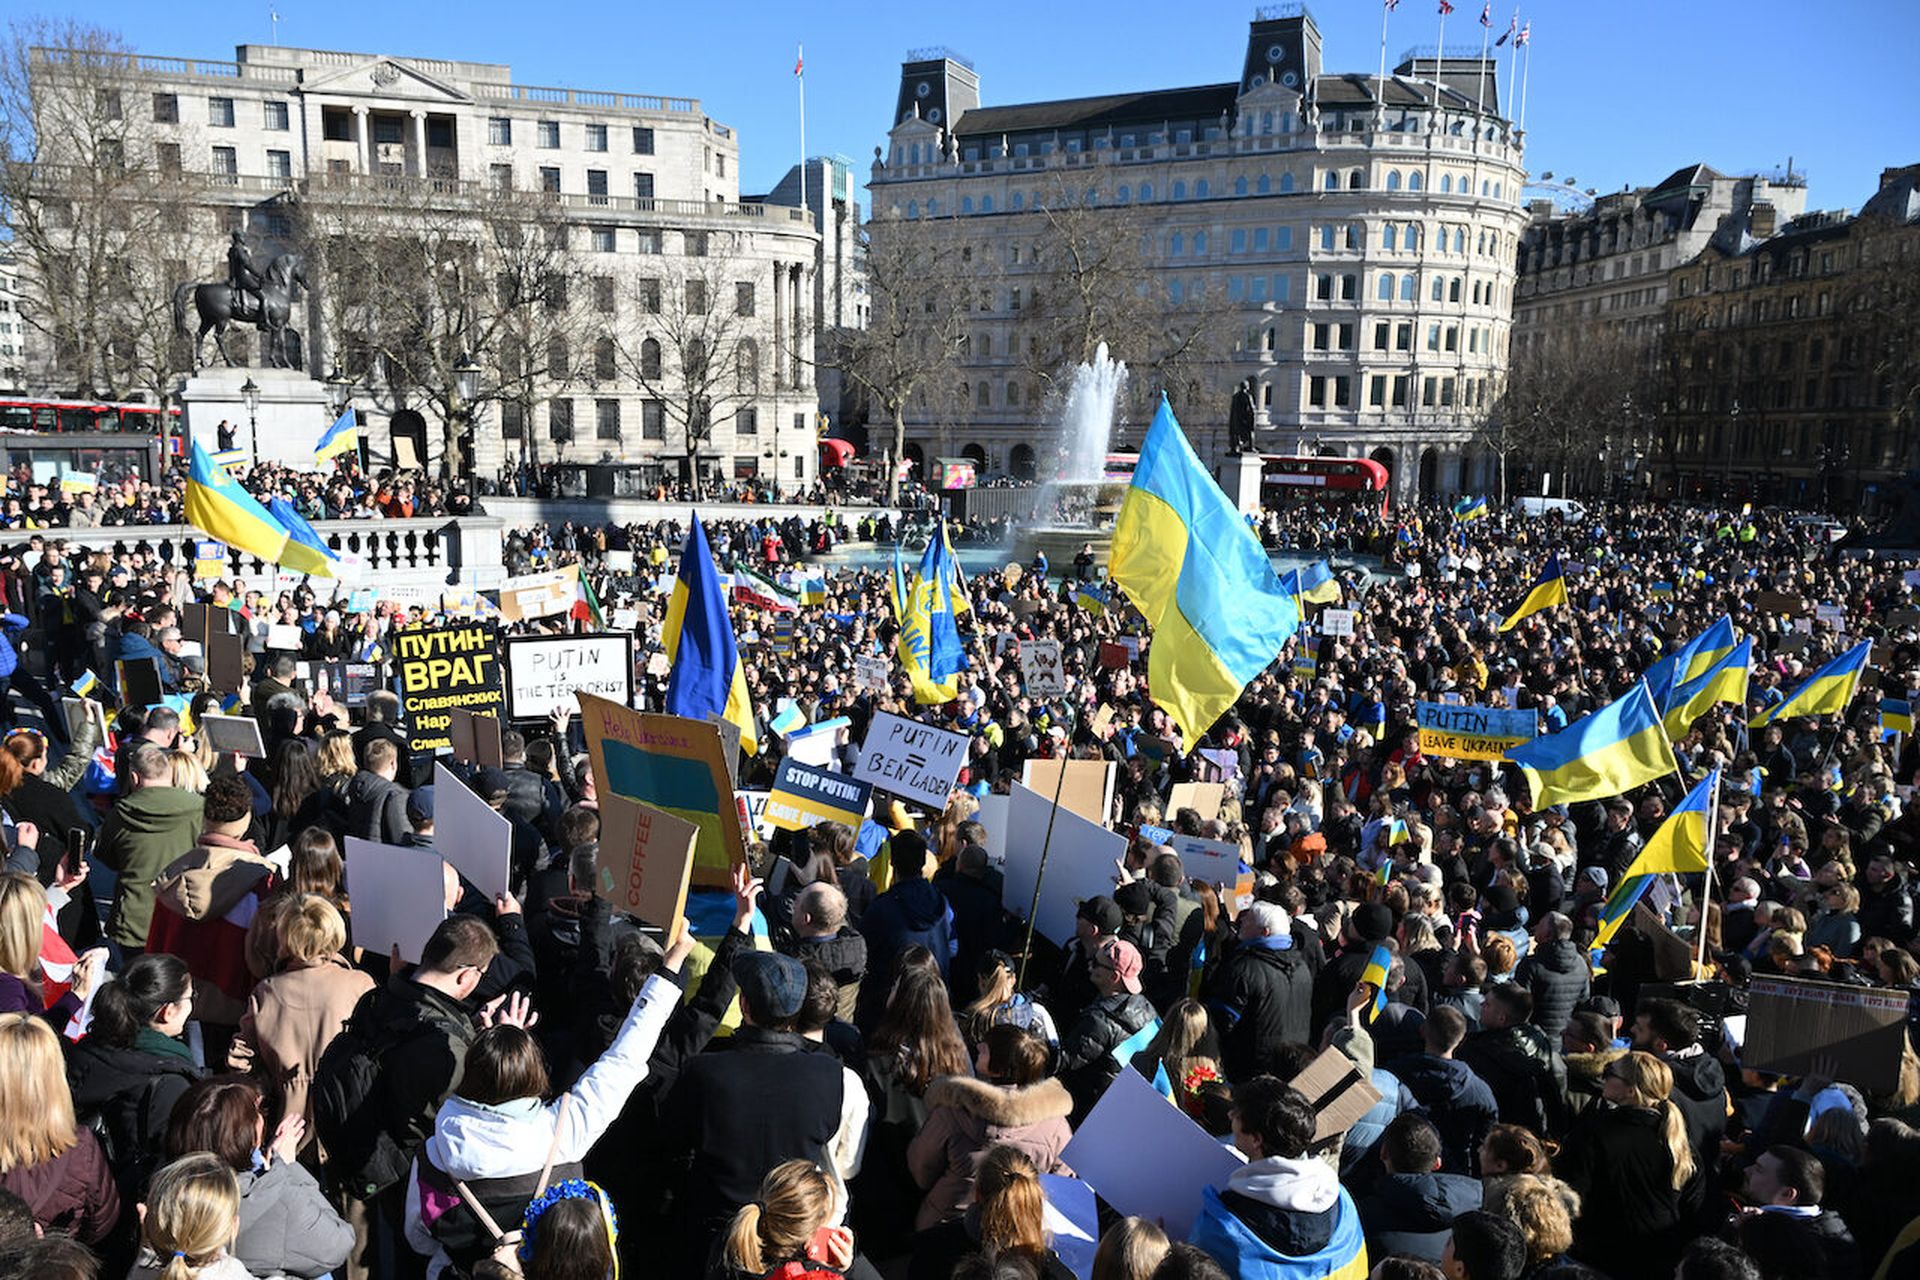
[
  {"x1": 710, "y1": 1159, "x2": 878, "y2": 1279},
  {"x1": 0, "y1": 869, "x2": 90, "y2": 1014},
  {"x1": 962, "y1": 951, "x2": 1058, "y2": 1048},
  {"x1": 1091, "y1": 1216, "x2": 1170, "y2": 1280},
  {"x1": 1140, "y1": 999, "x2": 1223, "y2": 1121},
  {"x1": 1483, "y1": 1173, "x2": 1576, "y2": 1271},
  {"x1": 1555, "y1": 1050, "x2": 1693, "y2": 1276},
  {"x1": 0, "y1": 1012, "x2": 120, "y2": 1243},
  {"x1": 135, "y1": 1152, "x2": 252, "y2": 1279},
  {"x1": 170, "y1": 747, "x2": 210, "y2": 794}
]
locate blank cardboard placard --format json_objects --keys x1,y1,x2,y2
[
  {"x1": 1744, "y1": 975, "x2": 1909, "y2": 1095},
  {"x1": 266, "y1": 624, "x2": 303, "y2": 651},
  {"x1": 1168, "y1": 781, "x2": 1225, "y2": 821},
  {"x1": 200, "y1": 713, "x2": 266, "y2": 759},
  {"x1": 448, "y1": 707, "x2": 504, "y2": 768},
  {"x1": 118, "y1": 658, "x2": 164, "y2": 711},
  {"x1": 974, "y1": 793, "x2": 1009, "y2": 867},
  {"x1": 62, "y1": 697, "x2": 109, "y2": 748},
  {"x1": 207, "y1": 628, "x2": 246, "y2": 694},
  {"x1": 999, "y1": 781, "x2": 1127, "y2": 946},
  {"x1": 1288, "y1": 1045, "x2": 1384, "y2": 1144},
  {"x1": 432, "y1": 762, "x2": 513, "y2": 901},
  {"x1": 1060, "y1": 1066, "x2": 1244, "y2": 1240},
  {"x1": 343, "y1": 837, "x2": 447, "y2": 964},
  {"x1": 596, "y1": 792, "x2": 698, "y2": 945},
  {"x1": 1020, "y1": 757, "x2": 1116, "y2": 826}
]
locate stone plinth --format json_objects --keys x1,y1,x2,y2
[
  {"x1": 178, "y1": 367, "x2": 339, "y2": 468},
  {"x1": 1216, "y1": 452, "x2": 1266, "y2": 516}
]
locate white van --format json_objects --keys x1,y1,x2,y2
[{"x1": 1513, "y1": 497, "x2": 1588, "y2": 521}]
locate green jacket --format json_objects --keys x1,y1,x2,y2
[{"x1": 97, "y1": 785, "x2": 205, "y2": 948}]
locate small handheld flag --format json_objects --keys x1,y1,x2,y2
[
  {"x1": 313, "y1": 408, "x2": 358, "y2": 464},
  {"x1": 1882, "y1": 698, "x2": 1914, "y2": 736},
  {"x1": 1359, "y1": 944, "x2": 1393, "y2": 1021},
  {"x1": 1498, "y1": 554, "x2": 1568, "y2": 633}
]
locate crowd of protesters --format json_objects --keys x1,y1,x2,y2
[{"x1": 0, "y1": 492, "x2": 1908, "y2": 1280}]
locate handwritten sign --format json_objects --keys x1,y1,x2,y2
[
  {"x1": 1018, "y1": 639, "x2": 1066, "y2": 698},
  {"x1": 853, "y1": 710, "x2": 969, "y2": 809},
  {"x1": 504, "y1": 634, "x2": 633, "y2": 720},
  {"x1": 578, "y1": 695, "x2": 743, "y2": 886},
  {"x1": 1416, "y1": 700, "x2": 1537, "y2": 762},
  {"x1": 1320, "y1": 608, "x2": 1356, "y2": 637},
  {"x1": 596, "y1": 793, "x2": 698, "y2": 945}
]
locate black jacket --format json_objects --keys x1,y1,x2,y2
[
  {"x1": 1206, "y1": 941, "x2": 1313, "y2": 1081},
  {"x1": 1515, "y1": 937, "x2": 1591, "y2": 1039},
  {"x1": 343, "y1": 769, "x2": 410, "y2": 846},
  {"x1": 1357, "y1": 1171, "x2": 1484, "y2": 1263},
  {"x1": 65, "y1": 1037, "x2": 204, "y2": 1186},
  {"x1": 1557, "y1": 1104, "x2": 1689, "y2": 1276},
  {"x1": 497, "y1": 763, "x2": 553, "y2": 833},
  {"x1": 353, "y1": 978, "x2": 478, "y2": 1168},
  {"x1": 1458, "y1": 1023, "x2": 1566, "y2": 1138},
  {"x1": 854, "y1": 879, "x2": 954, "y2": 1030},
  {"x1": 1662, "y1": 1045, "x2": 1729, "y2": 1177},
  {"x1": 1734, "y1": 1207, "x2": 1863, "y2": 1280},
  {"x1": 1382, "y1": 1053, "x2": 1498, "y2": 1175},
  {"x1": 932, "y1": 863, "x2": 1005, "y2": 1005},
  {"x1": 1056, "y1": 992, "x2": 1157, "y2": 1120}
]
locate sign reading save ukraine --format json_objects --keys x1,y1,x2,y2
[
  {"x1": 764, "y1": 759, "x2": 873, "y2": 832},
  {"x1": 1416, "y1": 701, "x2": 1537, "y2": 762}
]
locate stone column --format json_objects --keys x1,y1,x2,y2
[
  {"x1": 351, "y1": 106, "x2": 371, "y2": 175},
  {"x1": 410, "y1": 110, "x2": 427, "y2": 178},
  {"x1": 771, "y1": 261, "x2": 785, "y2": 389}
]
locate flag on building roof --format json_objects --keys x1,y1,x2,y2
[{"x1": 1495, "y1": 10, "x2": 1519, "y2": 43}]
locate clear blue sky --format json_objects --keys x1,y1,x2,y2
[{"x1": 46, "y1": 0, "x2": 1919, "y2": 212}]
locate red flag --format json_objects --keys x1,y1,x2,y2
[
  {"x1": 1517, "y1": 19, "x2": 1530, "y2": 44},
  {"x1": 1495, "y1": 11, "x2": 1519, "y2": 44},
  {"x1": 1438, "y1": 0, "x2": 1454, "y2": 13}
]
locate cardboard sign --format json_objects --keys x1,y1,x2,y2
[
  {"x1": 764, "y1": 758, "x2": 873, "y2": 831},
  {"x1": 1416, "y1": 701, "x2": 1537, "y2": 762},
  {"x1": 1167, "y1": 781, "x2": 1224, "y2": 821},
  {"x1": 1744, "y1": 975, "x2": 1908, "y2": 1095},
  {"x1": 61, "y1": 697, "x2": 109, "y2": 748},
  {"x1": 1097, "y1": 641, "x2": 1130, "y2": 670},
  {"x1": 343, "y1": 836, "x2": 447, "y2": 965},
  {"x1": 1167, "y1": 833, "x2": 1243, "y2": 888},
  {"x1": 1288, "y1": 1045, "x2": 1384, "y2": 1145},
  {"x1": 1060, "y1": 1066, "x2": 1244, "y2": 1240},
  {"x1": 206, "y1": 628, "x2": 246, "y2": 694},
  {"x1": 853, "y1": 655, "x2": 890, "y2": 693},
  {"x1": 1018, "y1": 639, "x2": 1066, "y2": 698},
  {"x1": 497, "y1": 565, "x2": 578, "y2": 622},
  {"x1": 504, "y1": 634, "x2": 634, "y2": 721},
  {"x1": 194, "y1": 540, "x2": 227, "y2": 581},
  {"x1": 1197, "y1": 747, "x2": 1241, "y2": 783},
  {"x1": 266, "y1": 624, "x2": 304, "y2": 651},
  {"x1": 853, "y1": 710, "x2": 969, "y2": 809},
  {"x1": 1019, "y1": 757, "x2": 1116, "y2": 826},
  {"x1": 392, "y1": 622, "x2": 505, "y2": 756},
  {"x1": 1886, "y1": 609, "x2": 1920, "y2": 630},
  {"x1": 432, "y1": 762, "x2": 513, "y2": 901},
  {"x1": 117, "y1": 658, "x2": 164, "y2": 710},
  {"x1": 578, "y1": 695, "x2": 743, "y2": 886},
  {"x1": 1320, "y1": 608, "x2": 1356, "y2": 637},
  {"x1": 605, "y1": 549, "x2": 635, "y2": 572},
  {"x1": 1091, "y1": 704, "x2": 1116, "y2": 738},
  {"x1": 447, "y1": 707, "x2": 505, "y2": 768},
  {"x1": 1755, "y1": 590, "x2": 1810, "y2": 617},
  {"x1": 595, "y1": 793, "x2": 699, "y2": 946},
  {"x1": 199, "y1": 713, "x2": 266, "y2": 759},
  {"x1": 999, "y1": 780, "x2": 1128, "y2": 946}
]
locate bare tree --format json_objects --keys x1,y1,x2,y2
[
  {"x1": 0, "y1": 20, "x2": 202, "y2": 403},
  {"x1": 1488, "y1": 321, "x2": 1657, "y2": 498}
]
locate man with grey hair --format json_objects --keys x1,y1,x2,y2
[
  {"x1": 783, "y1": 880, "x2": 866, "y2": 1020},
  {"x1": 1722, "y1": 874, "x2": 1764, "y2": 954},
  {"x1": 1516, "y1": 910, "x2": 1589, "y2": 1038},
  {"x1": 154, "y1": 625, "x2": 186, "y2": 691},
  {"x1": 1206, "y1": 898, "x2": 1312, "y2": 1080}
]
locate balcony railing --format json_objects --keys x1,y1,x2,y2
[{"x1": 471, "y1": 81, "x2": 699, "y2": 115}]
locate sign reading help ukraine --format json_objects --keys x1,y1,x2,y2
[
  {"x1": 854, "y1": 710, "x2": 969, "y2": 809},
  {"x1": 392, "y1": 622, "x2": 504, "y2": 755},
  {"x1": 577, "y1": 693, "x2": 743, "y2": 886},
  {"x1": 764, "y1": 759, "x2": 873, "y2": 832},
  {"x1": 1416, "y1": 700, "x2": 1537, "y2": 762}
]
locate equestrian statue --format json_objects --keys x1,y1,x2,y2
[{"x1": 173, "y1": 232, "x2": 309, "y2": 370}]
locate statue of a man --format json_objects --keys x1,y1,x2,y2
[
  {"x1": 1228, "y1": 378, "x2": 1258, "y2": 455},
  {"x1": 226, "y1": 232, "x2": 263, "y2": 321}
]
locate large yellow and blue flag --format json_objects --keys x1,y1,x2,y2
[
  {"x1": 1625, "y1": 769, "x2": 1717, "y2": 876},
  {"x1": 1644, "y1": 616, "x2": 1735, "y2": 708},
  {"x1": 664, "y1": 518, "x2": 759, "y2": 755},
  {"x1": 1503, "y1": 681, "x2": 1677, "y2": 808},
  {"x1": 1453, "y1": 495, "x2": 1489, "y2": 521},
  {"x1": 1662, "y1": 636, "x2": 1753, "y2": 739},
  {"x1": 313, "y1": 408, "x2": 358, "y2": 464},
  {"x1": 1750, "y1": 639, "x2": 1872, "y2": 728},
  {"x1": 1298, "y1": 559, "x2": 1341, "y2": 605},
  {"x1": 915, "y1": 526, "x2": 970, "y2": 680},
  {"x1": 891, "y1": 543, "x2": 961, "y2": 705},
  {"x1": 1075, "y1": 579, "x2": 1109, "y2": 615},
  {"x1": 184, "y1": 440, "x2": 288, "y2": 565},
  {"x1": 1883, "y1": 698, "x2": 1915, "y2": 736},
  {"x1": 266, "y1": 496, "x2": 338, "y2": 579},
  {"x1": 1110, "y1": 396, "x2": 1300, "y2": 738},
  {"x1": 1497, "y1": 554, "x2": 1569, "y2": 633}
]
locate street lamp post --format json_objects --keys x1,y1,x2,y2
[
  {"x1": 453, "y1": 352, "x2": 482, "y2": 498},
  {"x1": 239, "y1": 376, "x2": 261, "y2": 466}
]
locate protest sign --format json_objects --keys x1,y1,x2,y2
[
  {"x1": 1017, "y1": 639, "x2": 1066, "y2": 698},
  {"x1": 1197, "y1": 747, "x2": 1241, "y2": 784},
  {"x1": 447, "y1": 707, "x2": 504, "y2": 768},
  {"x1": 1000, "y1": 781, "x2": 1127, "y2": 946},
  {"x1": 1887, "y1": 609, "x2": 1920, "y2": 630},
  {"x1": 1288, "y1": 1045, "x2": 1385, "y2": 1144},
  {"x1": 734, "y1": 790, "x2": 771, "y2": 842},
  {"x1": 311, "y1": 659, "x2": 381, "y2": 707},
  {"x1": 853, "y1": 710, "x2": 969, "y2": 809},
  {"x1": 1320, "y1": 608, "x2": 1356, "y2": 637},
  {"x1": 852, "y1": 655, "x2": 890, "y2": 693},
  {"x1": 578, "y1": 694, "x2": 743, "y2": 886},
  {"x1": 497, "y1": 565, "x2": 578, "y2": 622},
  {"x1": 1040, "y1": 1175, "x2": 1098, "y2": 1280},
  {"x1": 1019, "y1": 757, "x2": 1115, "y2": 826},
  {"x1": 596, "y1": 793, "x2": 698, "y2": 945},
  {"x1": 206, "y1": 628, "x2": 245, "y2": 694},
  {"x1": 1416, "y1": 701, "x2": 1537, "y2": 761},
  {"x1": 1744, "y1": 975, "x2": 1908, "y2": 1095},
  {"x1": 974, "y1": 793, "x2": 1009, "y2": 866},
  {"x1": 1755, "y1": 590, "x2": 1810, "y2": 617},
  {"x1": 61, "y1": 697, "x2": 109, "y2": 749},
  {"x1": 1815, "y1": 603, "x2": 1846, "y2": 628},
  {"x1": 432, "y1": 762, "x2": 513, "y2": 901},
  {"x1": 504, "y1": 634, "x2": 634, "y2": 721},
  {"x1": 1091, "y1": 704, "x2": 1116, "y2": 738},
  {"x1": 343, "y1": 837, "x2": 447, "y2": 964},
  {"x1": 392, "y1": 622, "x2": 505, "y2": 756},
  {"x1": 1060, "y1": 1067, "x2": 1243, "y2": 1239},
  {"x1": 193, "y1": 540, "x2": 226, "y2": 580},
  {"x1": 266, "y1": 624, "x2": 303, "y2": 651},
  {"x1": 1166, "y1": 833, "x2": 1242, "y2": 888},
  {"x1": 605, "y1": 549, "x2": 635, "y2": 572},
  {"x1": 764, "y1": 759, "x2": 873, "y2": 831},
  {"x1": 116, "y1": 658, "x2": 164, "y2": 711},
  {"x1": 1167, "y1": 781, "x2": 1225, "y2": 821},
  {"x1": 199, "y1": 713, "x2": 266, "y2": 759},
  {"x1": 1097, "y1": 641, "x2": 1129, "y2": 669},
  {"x1": 786, "y1": 725, "x2": 838, "y2": 769}
]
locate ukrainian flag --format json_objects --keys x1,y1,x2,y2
[
  {"x1": 1359, "y1": 943, "x2": 1392, "y2": 1020},
  {"x1": 1075, "y1": 580, "x2": 1109, "y2": 615},
  {"x1": 1387, "y1": 817, "x2": 1410, "y2": 846},
  {"x1": 1643, "y1": 615, "x2": 1734, "y2": 708},
  {"x1": 797, "y1": 576, "x2": 827, "y2": 607},
  {"x1": 1750, "y1": 639, "x2": 1872, "y2": 728},
  {"x1": 1497, "y1": 554, "x2": 1569, "y2": 633},
  {"x1": 266, "y1": 496, "x2": 338, "y2": 579},
  {"x1": 891, "y1": 543, "x2": 960, "y2": 705},
  {"x1": 184, "y1": 441, "x2": 288, "y2": 565},
  {"x1": 1503, "y1": 681, "x2": 1676, "y2": 808},
  {"x1": 313, "y1": 408, "x2": 358, "y2": 464},
  {"x1": 1662, "y1": 636, "x2": 1753, "y2": 739},
  {"x1": 1453, "y1": 496, "x2": 1489, "y2": 521},
  {"x1": 1882, "y1": 698, "x2": 1914, "y2": 735},
  {"x1": 1299, "y1": 559, "x2": 1341, "y2": 605},
  {"x1": 1278, "y1": 567, "x2": 1305, "y2": 618},
  {"x1": 1624, "y1": 770, "x2": 1717, "y2": 876},
  {"x1": 1110, "y1": 396, "x2": 1300, "y2": 738},
  {"x1": 1590, "y1": 873, "x2": 1656, "y2": 958},
  {"x1": 664, "y1": 518, "x2": 759, "y2": 755}
]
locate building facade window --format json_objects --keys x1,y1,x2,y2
[
  {"x1": 633, "y1": 126, "x2": 654, "y2": 154},
  {"x1": 264, "y1": 101, "x2": 289, "y2": 130},
  {"x1": 595, "y1": 398, "x2": 620, "y2": 439},
  {"x1": 642, "y1": 399, "x2": 665, "y2": 439},
  {"x1": 488, "y1": 117, "x2": 512, "y2": 145},
  {"x1": 208, "y1": 96, "x2": 235, "y2": 127},
  {"x1": 549, "y1": 398, "x2": 574, "y2": 442},
  {"x1": 537, "y1": 120, "x2": 560, "y2": 148},
  {"x1": 586, "y1": 124, "x2": 608, "y2": 152},
  {"x1": 267, "y1": 150, "x2": 292, "y2": 180},
  {"x1": 152, "y1": 92, "x2": 178, "y2": 123}
]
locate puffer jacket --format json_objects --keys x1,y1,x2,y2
[
  {"x1": 1188, "y1": 1156, "x2": 1368, "y2": 1280},
  {"x1": 1357, "y1": 1170, "x2": 1484, "y2": 1262},
  {"x1": 1207, "y1": 938, "x2": 1313, "y2": 1082},
  {"x1": 233, "y1": 1158, "x2": 354, "y2": 1280},
  {"x1": 1457, "y1": 1023, "x2": 1566, "y2": 1136},
  {"x1": 907, "y1": 1075, "x2": 1073, "y2": 1229},
  {"x1": 343, "y1": 769, "x2": 410, "y2": 847},
  {"x1": 1515, "y1": 936, "x2": 1591, "y2": 1038},
  {"x1": 145, "y1": 835, "x2": 278, "y2": 1026},
  {"x1": 67, "y1": 1033, "x2": 205, "y2": 1190},
  {"x1": 1056, "y1": 992, "x2": 1158, "y2": 1120},
  {"x1": 95, "y1": 783, "x2": 204, "y2": 948}
]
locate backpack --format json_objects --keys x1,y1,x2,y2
[{"x1": 311, "y1": 994, "x2": 441, "y2": 1201}]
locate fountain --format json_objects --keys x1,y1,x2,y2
[{"x1": 1013, "y1": 342, "x2": 1130, "y2": 570}]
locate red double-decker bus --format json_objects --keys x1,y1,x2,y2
[
  {"x1": 1259, "y1": 455, "x2": 1391, "y2": 517},
  {"x1": 0, "y1": 397, "x2": 177, "y2": 485}
]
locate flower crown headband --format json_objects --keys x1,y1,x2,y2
[{"x1": 518, "y1": 1178, "x2": 619, "y2": 1279}]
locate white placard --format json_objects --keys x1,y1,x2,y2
[
  {"x1": 1320, "y1": 608, "x2": 1356, "y2": 637},
  {"x1": 504, "y1": 634, "x2": 634, "y2": 720},
  {"x1": 433, "y1": 762, "x2": 513, "y2": 901},
  {"x1": 1060, "y1": 1066, "x2": 1245, "y2": 1240},
  {"x1": 199, "y1": 713, "x2": 266, "y2": 759},
  {"x1": 266, "y1": 623, "x2": 303, "y2": 651},
  {"x1": 853, "y1": 655, "x2": 890, "y2": 693},
  {"x1": 605, "y1": 549, "x2": 635, "y2": 572},
  {"x1": 343, "y1": 836, "x2": 447, "y2": 965},
  {"x1": 1167, "y1": 833, "x2": 1243, "y2": 888},
  {"x1": 1017, "y1": 639, "x2": 1066, "y2": 698},
  {"x1": 999, "y1": 781, "x2": 1128, "y2": 946},
  {"x1": 853, "y1": 710, "x2": 969, "y2": 809},
  {"x1": 974, "y1": 792, "x2": 1010, "y2": 868}
]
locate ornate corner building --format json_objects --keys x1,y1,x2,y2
[{"x1": 866, "y1": 4, "x2": 1529, "y2": 502}]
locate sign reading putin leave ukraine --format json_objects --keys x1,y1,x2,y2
[
  {"x1": 764, "y1": 759, "x2": 873, "y2": 832},
  {"x1": 1417, "y1": 701, "x2": 1537, "y2": 762}
]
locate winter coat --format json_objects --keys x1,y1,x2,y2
[
  {"x1": 233, "y1": 1157, "x2": 354, "y2": 1279},
  {"x1": 1661, "y1": 1045, "x2": 1729, "y2": 1178},
  {"x1": 496, "y1": 764, "x2": 552, "y2": 832},
  {"x1": 1382, "y1": 1053, "x2": 1498, "y2": 1175},
  {"x1": 786, "y1": 927, "x2": 868, "y2": 1023},
  {"x1": 145, "y1": 835, "x2": 278, "y2": 1026},
  {"x1": 229, "y1": 953, "x2": 377, "y2": 1149},
  {"x1": 1056, "y1": 992, "x2": 1157, "y2": 1120},
  {"x1": 1858, "y1": 879, "x2": 1914, "y2": 946},
  {"x1": 1561, "y1": 1048, "x2": 1626, "y2": 1121},
  {"x1": 1557, "y1": 1103, "x2": 1688, "y2": 1276},
  {"x1": 405, "y1": 973, "x2": 680, "y2": 1279},
  {"x1": 1457, "y1": 1023, "x2": 1566, "y2": 1137},
  {"x1": 95, "y1": 783, "x2": 204, "y2": 948},
  {"x1": 0, "y1": 1126, "x2": 119, "y2": 1243},
  {"x1": 907, "y1": 1208, "x2": 1076, "y2": 1280},
  {"x1": 1207, "y1": 940, "x2": 1313, "y2": 1082},
  {"x1": 931, "y1": 865, "x2": 1005, "y2": 1004},
  {"x1": 854, "y1": 879, "x2": 956, "y2": 1029},
  {"x1": 1188, "y1": 1156, "x2": 1368, "y2": 1280},
  {"x1": 1357, "y1": 1170, "x2": 1484, "y2": 1262},
  {"x1": 127, "y1": 1253, "x2": 258, "y2": 1280},
  {"x1": 907, "y1": 1075, "x2": 1073, "y2": 1229},
  {"x1": 343, "y1": 978, "x2": 481, "y2": 1188},
  {"x1": 66, "y1": 1032, "x2": 205, "y2": 1188},
  {"x1": 1735, "y1": 1206, "x2": 1863, "y2": 1280},
  {"x1": 1515, "y1": 937, "x2": 1591, "y2": 1038},
  {"x1": 343, "y1": 769, "x2": 410, "y2": 847}
]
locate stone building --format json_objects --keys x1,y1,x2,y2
[
  {"x1": 756, "y1": 155, "x2": 870, "y2": 442},
  {"x1": 0, "y1": 252, "x2": 22, "y2": 392},
  {"x1": 866, "y1": 4, "x2": 1529, "y2": 501}
]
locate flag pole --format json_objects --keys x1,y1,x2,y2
[
  {"x1": 796, "y1": 44, "x2": 807, "y2": 221},
  {"x1": 1017, "y1": 699, "x2": 1082, "y2": 989},
  {"x1": 1376, "y1": 0, "x2": 1393, "y2": 119},
  {"x1": 1505, "y1": 9, "x2": 1520, "y2": 124},
  {"x1": 1434, "y1": 3, "x2": 1450, "y2": 104},
  {"x1": 1475, "y1": 6, "x2": 1491, "y2": 126},
  {"x1": 1696, "y1": 769, "x2": 1721, "y2": 970},
  {"x1": 1518, "y1": 23, "x2": 1532, "y2": 132}
]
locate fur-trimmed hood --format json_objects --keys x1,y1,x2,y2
[{"x1": 923, "y1": 1075, "x2": 1073, "y2": 1127}]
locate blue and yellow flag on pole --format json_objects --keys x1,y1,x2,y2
[
  {"x1": 1453, "y1": 495, "x2": 1489, "y2": 521},
  {"x1": 1590, "y1": 872, "x2": 1656, "y2": 959},
  {"x1": 1359, "y1": 943, "x2": 1393, "y2": 1020},
  {"x1": 266, "y1": 496, "x2": 338, "y2": 579},
  {"x1": 1624, "y1": 769, "x2": 1717, "y2": 876},
  {"x1": 1298, "y1": 559, "x2": 1341, "y2": 605},
  {"x1": 891, "y1": 543, "x2": 961, "y2": 705},
  {"x1": 1110, "y1": 396, "x2": 1300, "y2": 738},
  {"x1": 1663, "y1": 636, "x2": 1752, "y2": 739},
  {"x1": 1749, "y1": 639, "x2": 1872, "y2": 728},
  {"x1": 664, "y1": 517, "x2": 759, "y2": 756},
  {"x1": 1503, "y1": 680, "x2": 1676, "y2": 808},
  {"x1": 184, "y1": 440, "x2": 288, "y2": 565},
  {"x1": 1497, "y1": 554, "x2": 1569, "y2": 633},
  {"x1": 313, "y1": 408, "x2": 358, "y2": 464},
  {"x1": 1644, "y1": 615, "x2": 1735, "y2": 709},
  {"x1": 1882, "y1": 698, "x2": 1915, "y2": 736}
]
